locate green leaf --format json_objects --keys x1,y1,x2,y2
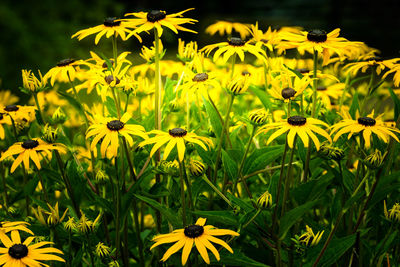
[
  {"x1": 349, "y1": 91, "x2": 359, "y2": 118},
  {"x1": 222, "y1": 149, "x2": 238, "y2": 181},
  {"x1": 134, "y1": 194, "x2": 181, "y2": 227},
  {"x1": 388, "y1": 87, "x2": 400, "y2": 120},
  {"x1": 104, "y1": 96, "x2": 118, "y2": 117},
  {"x1": 212, "y1": 250, "x2": 271, "y2": 267},
  {"x1": 279, "y1": 200, "x2": 319, "y2": 238},
  {"x1": 306, "y1": 234, "x2": 356, "y2": 267},
  {"x1": 202, "y1": 96, "x2": 222, "y2": 137},
  {"x1": 243, "y1": 145, "x2": 284, "y2": 175},
  {"x1": 24, "y1": 176, "x2": 39, "y2": 197},
  {"x1": 191, "y1": 210, "x2": 238, "y2": 227},
  {"x1": 227, "y1": 193, "x2": 254, "y2": 213},
  {"x1": 249, "y1": 85, "x2": 271, "y2": 110}
]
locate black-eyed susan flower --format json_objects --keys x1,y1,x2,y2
[
  {"x1": 0, "y1": 113, "x2": 11, "y2": 140},
  {"x1": 201, "y1": 37, "x2": 267, "y2": 64},
  {"x1": 150, "y1": 217, "x2": 239, "y2": 265},
  {"x1": 298, "y1": 225, "x2": 324, "y2": 246},
  {"x1": 77, "y1": 212, "x2": 102, "y2": 233},
  {"x1": 313, "y1": 83, "x2": 346, "y2": 109},
  {"x1": 43, "y1": 58, "x2": 81, "y2": 86},
  {"x1": 95, "y1": 242, "x2": 111, "y2": 257},
  {"x1": 64, "y1": 217, "x2": 77, "y2": 232},
  {"x1": 0, "y1": 230, "x2": 65, "y2": 266},
  {"x1": 384, "y1": 201, "x2": 400, "y2": 223},
  {"x1": 0, "y1": 105, "x2": 36, "y2": 123},
  {"x1": 177, "y1": 38, "x2": 199, "y2": 62},
  {"x1": 21, "y1": 69, "x2": 46, "y2": 93},
  {"x1": 0, "y1": 138, "x2": 66, "y2": 173},
  {"x1": 317, "y1": 141, "x2": 345, "y2": 161},
  {"x1": 364, "y1": 149, "x2": 386, "y2": 169},
  {"x1": 140, "y1": 40, "x2": 165, "y2": 63},
  {"x1": 0, "y1": 221, "x2": 33, "y2": 235},
  {"x1": 279, "y1": 28, "x2": 361, "y2": 65},
  {"x1": 249, "y1": 109, "x2": 269, "y2": 126},
  {"x1": 72, "y1": 17, "x2": 142, "y2": 44},
  {"x1": 179, "y1": 71, "x2": 220, "y2": 99},
  {"x1": 248, "y1": 23, "x2": 282, "y2": 51},
  {"x1": 226, "y1": 74, "x2": 251, "y2": 95},
  {"x1": 344, "y1": 57, "x2": 400, "y2": 76},
  {"x1": 205, "y1": 21, "x2": 250, "y2": 39},
  {"x1": 124, "y1": 9, "x2": 197, "y2": 38},
  {"x1": 32, "y1": 202, "x2": 68, "y2": 226},
  {"x1": 257, "y1": 190, "x2": 273, "y2": 209},
  {"x1": 139, "y1": 128, "x2": 213, "y2": 162},
  {"x1": 86, "y1": 112, "x2": 147, "y2": 158},
  {"x1": 257, "y1": 116, "x2": 332, "y2": 150},
  {"x1": 330, "y1": 111, "x2": 400, "y2": 148},
  {"x1": 268, "y1": 73, "x2": 311, "y2": 102},
  {"x1": 188, "y1": 159, "x2": 205, "y2": 177}
]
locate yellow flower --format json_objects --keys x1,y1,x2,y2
[
  {"x1": 95, "y1": 242, "x2": 111, "y2": 257},
  {"x1": 249, "y1": 109, "x2": 269, "y2": 126},
  {"x1": 205, "y1": 21, "x2": 250, "y2": 39},
  {"x1": 0, "y1": 230, "x2": 65, "y2": 266},
  {"x1": 179, "y1": 71, "x2": 221, "y2": 100},
  {"x1": 279, "y1": 28, "x2": 362, "y2": 65},
  {"x1": 364, "y1": 149, "x2": 386, "y2": 169},
  {"x1": 32, "y1": 202, "x2": 68, "y2": 226},
  {"x1": 86, "y1": 112, "x2": 147, "y2": 158},
  {"x1": 257, "y1": 191, "x2": 273, "y2": 209},
  {"x1": 177, "y1": 38, "x2": 199, "y2": 62},
  {"x1": 248, "y1": 22, "x2": 281, "y2": 51},
  {"x1": 0, "y1": 138, "x2": 66, "y2": 173},
  {"x1": 268, "y1": 73, "x2": 312, "y2": 101},
  {"x1": 0, "y1": 221, "x2": 33, "y2": 235},
  {"x1": 0, "y1": 113, "x2": 11, "y2": 140},
  {"x1": 314, "y1": 82, "x2": 346, "y2": 109},
  {"x1": 0, "y1": 105, "x2": 36, "y2": 123},
  {"x1": 344, "y1": 57, "x2": 400, "y2": 76},
  {"x1": 139, "y1": 128, "x2": 213, "y2": 162},
  {"x1": 188, "y1": 159, "x2": 206, "y2": 177},
  {"x1": 71, "y1": 17, "x2": 142, "y2": 44},
  {"x1": 201, "y1": 37, "x2": 267, "y2": 64},
  {"x1": 21, "y1": 69, "x2": 46, "y2": 93},
  {"x1": 123, "y1": 9, "x2": 197, "y2": 38},
  {"x1": 64, "y1": 217, "x2": 78, "y2": 232},
  {"x1": 43, "y1": 58, "x2": 82, "y2": 86},
  {"x1": 151, "y1": 217, "x2": 239, "y2": 265},
  {"x1": 140, "y1": 40, "x2": 165, "y2": 63},
  {"x1": 42, "y1": 124, "x2": 59, "y2": 143},
  {"x1": 77, "y1": 212, "x2": 101, "y2": 233},
  {"x1": 226, "y1": 74, "x2": 251, "y2": 95},
  {"x1": 384, "y1": 201, "x2": 400, "y2": 222},
  {"x1": 257, "y1": 116, "x2": 332, "y2": 150},
  {"x1": 0, "y1": 91, "x2": 19, "y2": 106},
  {"x1": 298, "y1": 225, "x2": 324, "y2": 246},
  {"x1": 330, "y1": 110, "x2": 400, "y2": 148}
]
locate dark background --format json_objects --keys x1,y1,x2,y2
[{"x1": 2, "y1": 0, "x2": 400, "y2": 95}]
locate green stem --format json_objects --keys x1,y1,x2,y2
[
  {"x1": 0, "y1": 163, "x2": 8, "y2": 210},
  {"x1": 114, "y1": 157, "x2": 121, "y2": 258},
  {"x1": 214, "y1": 94, "x2": 234, "y2": 185},
  {"x1": 110, "y1": 86, "x2": 121, "y2": 119},
  {"x1": 54, "y1": 150, "x2": 80, "y2": 217},
  {"x1": 242, "y1": 209, "x2": 262, "y2": 229},
  {"x1": 67, "y1": 72, "x2": 89, "y2": 128},
  {"x1": 360, "y1": 71, "x2": 375, "y2": 116},
  {"x1": 85, "y1": 233, "x2": 95, "y2": 267},
  {"x1": 240, "y1": 162, "x2": 299, "y2": 182},
  {"x1": 232, "y1": 126, "x2": 257, "y2": 198},
  {"x1": 281, "y1": 135, "x2": 297, "y2": 217},
  {"x1": 311, "y1": 49, "x2": 319, "y2": 117},
  {"x1": 122, "y1": 137, "x2": 136, "y2": 181},
  {"x1": 32, "y1": 92, "x2": 45, "y2": 124},
  {"x1": 272, "y1": 136, "x2": 289, "y2": 232},
  {"x1": 132, "y1": 199, "x2": 145, "y2": 267},
  {"x1": 36, "y1": 167, "x2": 49, "y2": 203},
  {"x1": 339, "y1": 73, "x2": 351, "y2": 114},
  {"x1": 182, "y1": 162, "x2": 194, "y2": 223},
  {"x1": 201, "y1": 175, "x2": 233, "y2": 208},
  {"x1": 21, "y1": 165, "x2": 30, "y2": 216},
  {"x1": 112, "y1": 33, "x2": 118, "y2": 66},
  {"x1": 179, "y1": 161, "x2": 187, "y2": 226},
  {"x1": 124, "y1": 94, "x2": 130, "y2": 113},
  {"x1": 154, "y1": 28, "x2": 161, "y2": 131}
]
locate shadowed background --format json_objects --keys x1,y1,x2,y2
[{"x1": 1, "y1": 0, "x2": 400, "y2": 97}]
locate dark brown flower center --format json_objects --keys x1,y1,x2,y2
[
  {"x1": 307, "y1": 29, "x2": 327, "y2": 43},
  {"x1": 0, "y1": 114, "x2": 3, "y2": 120},
  {"x1": 169, "y1": 128, "x2": 187, "y2": 137},
  {"x1": 317, "y1": 86, "x2": 327, "y2": 91},
  {"x1": 107, "y1": 120, "x2": 124, "y2": 131},
  {"x1": 242, "y1": 70, "x2": 251, "y2": 76},
  {"x1": 296, "y1": 68, "x2": 310, "y2": 74},
  {"x1": 105, "y1": 75, "x2": 120, "y2": 85},
  {"x1": 358, "y1": 117, "x2": 376, "y2": 126},
  {"x1": 228, "y1": 37, "x2": 245, "y2": 46},
  {"x1": 102, "y1": 60, "x2": 114, "y2": 69},
  {"x1": 57, "y1": 58, "x2": 75, "y2": 67},
  {"x1": 288, "y1": 116, "x2": 307, "y2": 126},
  {"x1": 21, "y1": 139, "x2": 39, "y2": 149},
  {"x1": 103, "y1": 17, "x2": 121, "y2": 27},
  {"x1": 147, "y1": 10, "x2": 166, "y2": 22},
  {"x1": 8, "y1": 244, "x2": 28, "y2": 259},
  {"x1": 4, "y1": 105, "x2": 19, "y2": 112},
  {"x1": 260, "y1": 39, "x2": 269, "y2": 43},
  {"x1": 192, "y1": 73, "x2": 208, "y2": 82},
  {"x1": 281, "y1": 87, "x2": 297, "y2": 99},
  {"x1": 184, "y1": 225, "x2": 204, "y2": 238}
]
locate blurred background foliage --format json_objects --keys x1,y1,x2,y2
[{"x1": 1, "y1": 0, "x2": 400, "y2": 98}]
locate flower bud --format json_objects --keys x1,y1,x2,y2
[
  {"x1": 42, "y1": 124, "x2": 58, "y2": 143},
  {"x1": 51, "y1": 107, "x2": 67, "y2": 124},
  {"x1": 257, "y1": 190, "x2": 273, "y2": 209},
  {"x1": 318, "y1": 142, "x2": 344, "y2": 161},
  {"x1": 188, "y1": 159, "x2": 206, "y2": 177},
  {"x1": 227, "y1": 75, "x2": 251, "y2": 95},
  {"x1": 364, "y1": 149, "x2": 385, "y2": 169},
  {"x1": 249, "y1": 109, "x2": 269, "y2": 126}
]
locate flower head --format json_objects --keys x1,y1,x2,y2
[
  {"x1": 331, "y1": 110, "x2": 400, "y2": 148},
  {"x1": 44, "y1": 58, "x2": 81, "y2": 86},
  {"x1": 96, "y1": 242, "x2": 111, "y2": 257},
  {"x1": 0, "y1": 138, "x2": 66, "y2": 173},
  {"x1": 72, "y1": 17, "x2": 142, "y2": 44},
  {"x1": 140, "y1": 128, "x2": 213, "y2": 162},
  {"x1": 298, "y1": 225, "x2": 324, "y2": 246},
  {"x1": 124, "y1": 9, "x2": 197, "y2": 38},
  {"x1": 226, "y1": 74, "x2": 251, "y2": 95},
  {"x1": 32, "y1": 202, "x2": 68, "y2": 226},
  {"x1": 257, "y1": 116, "x2": 332, "y2": 150},
  {"x1": 384, "y1": 201, "x2": 400, "y2": 223},
  {"x1": 177, "y1": 39, "x2": 199, "y2": 62},
  {"x1": 249, "y1": 109, "x2": 269, "y2": 126},
  {"x1": 21, "y1": 69, "x2": 46, "y2": 93},
  {"x1": 188, "y1": 159, "x2": 206, "y2": 177},
  {"x1": 0, "y1": 230, "x2": 65, "y2": 266},
  {"x1": 205, "y1": 21, "x2": 250, "y2": 39},
  {"x1": 257, "y1": 191, "x2": 273, "y2": 209},
  {"x1": 151, "y1": 217, "x2": 239, "y2": 265}
]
